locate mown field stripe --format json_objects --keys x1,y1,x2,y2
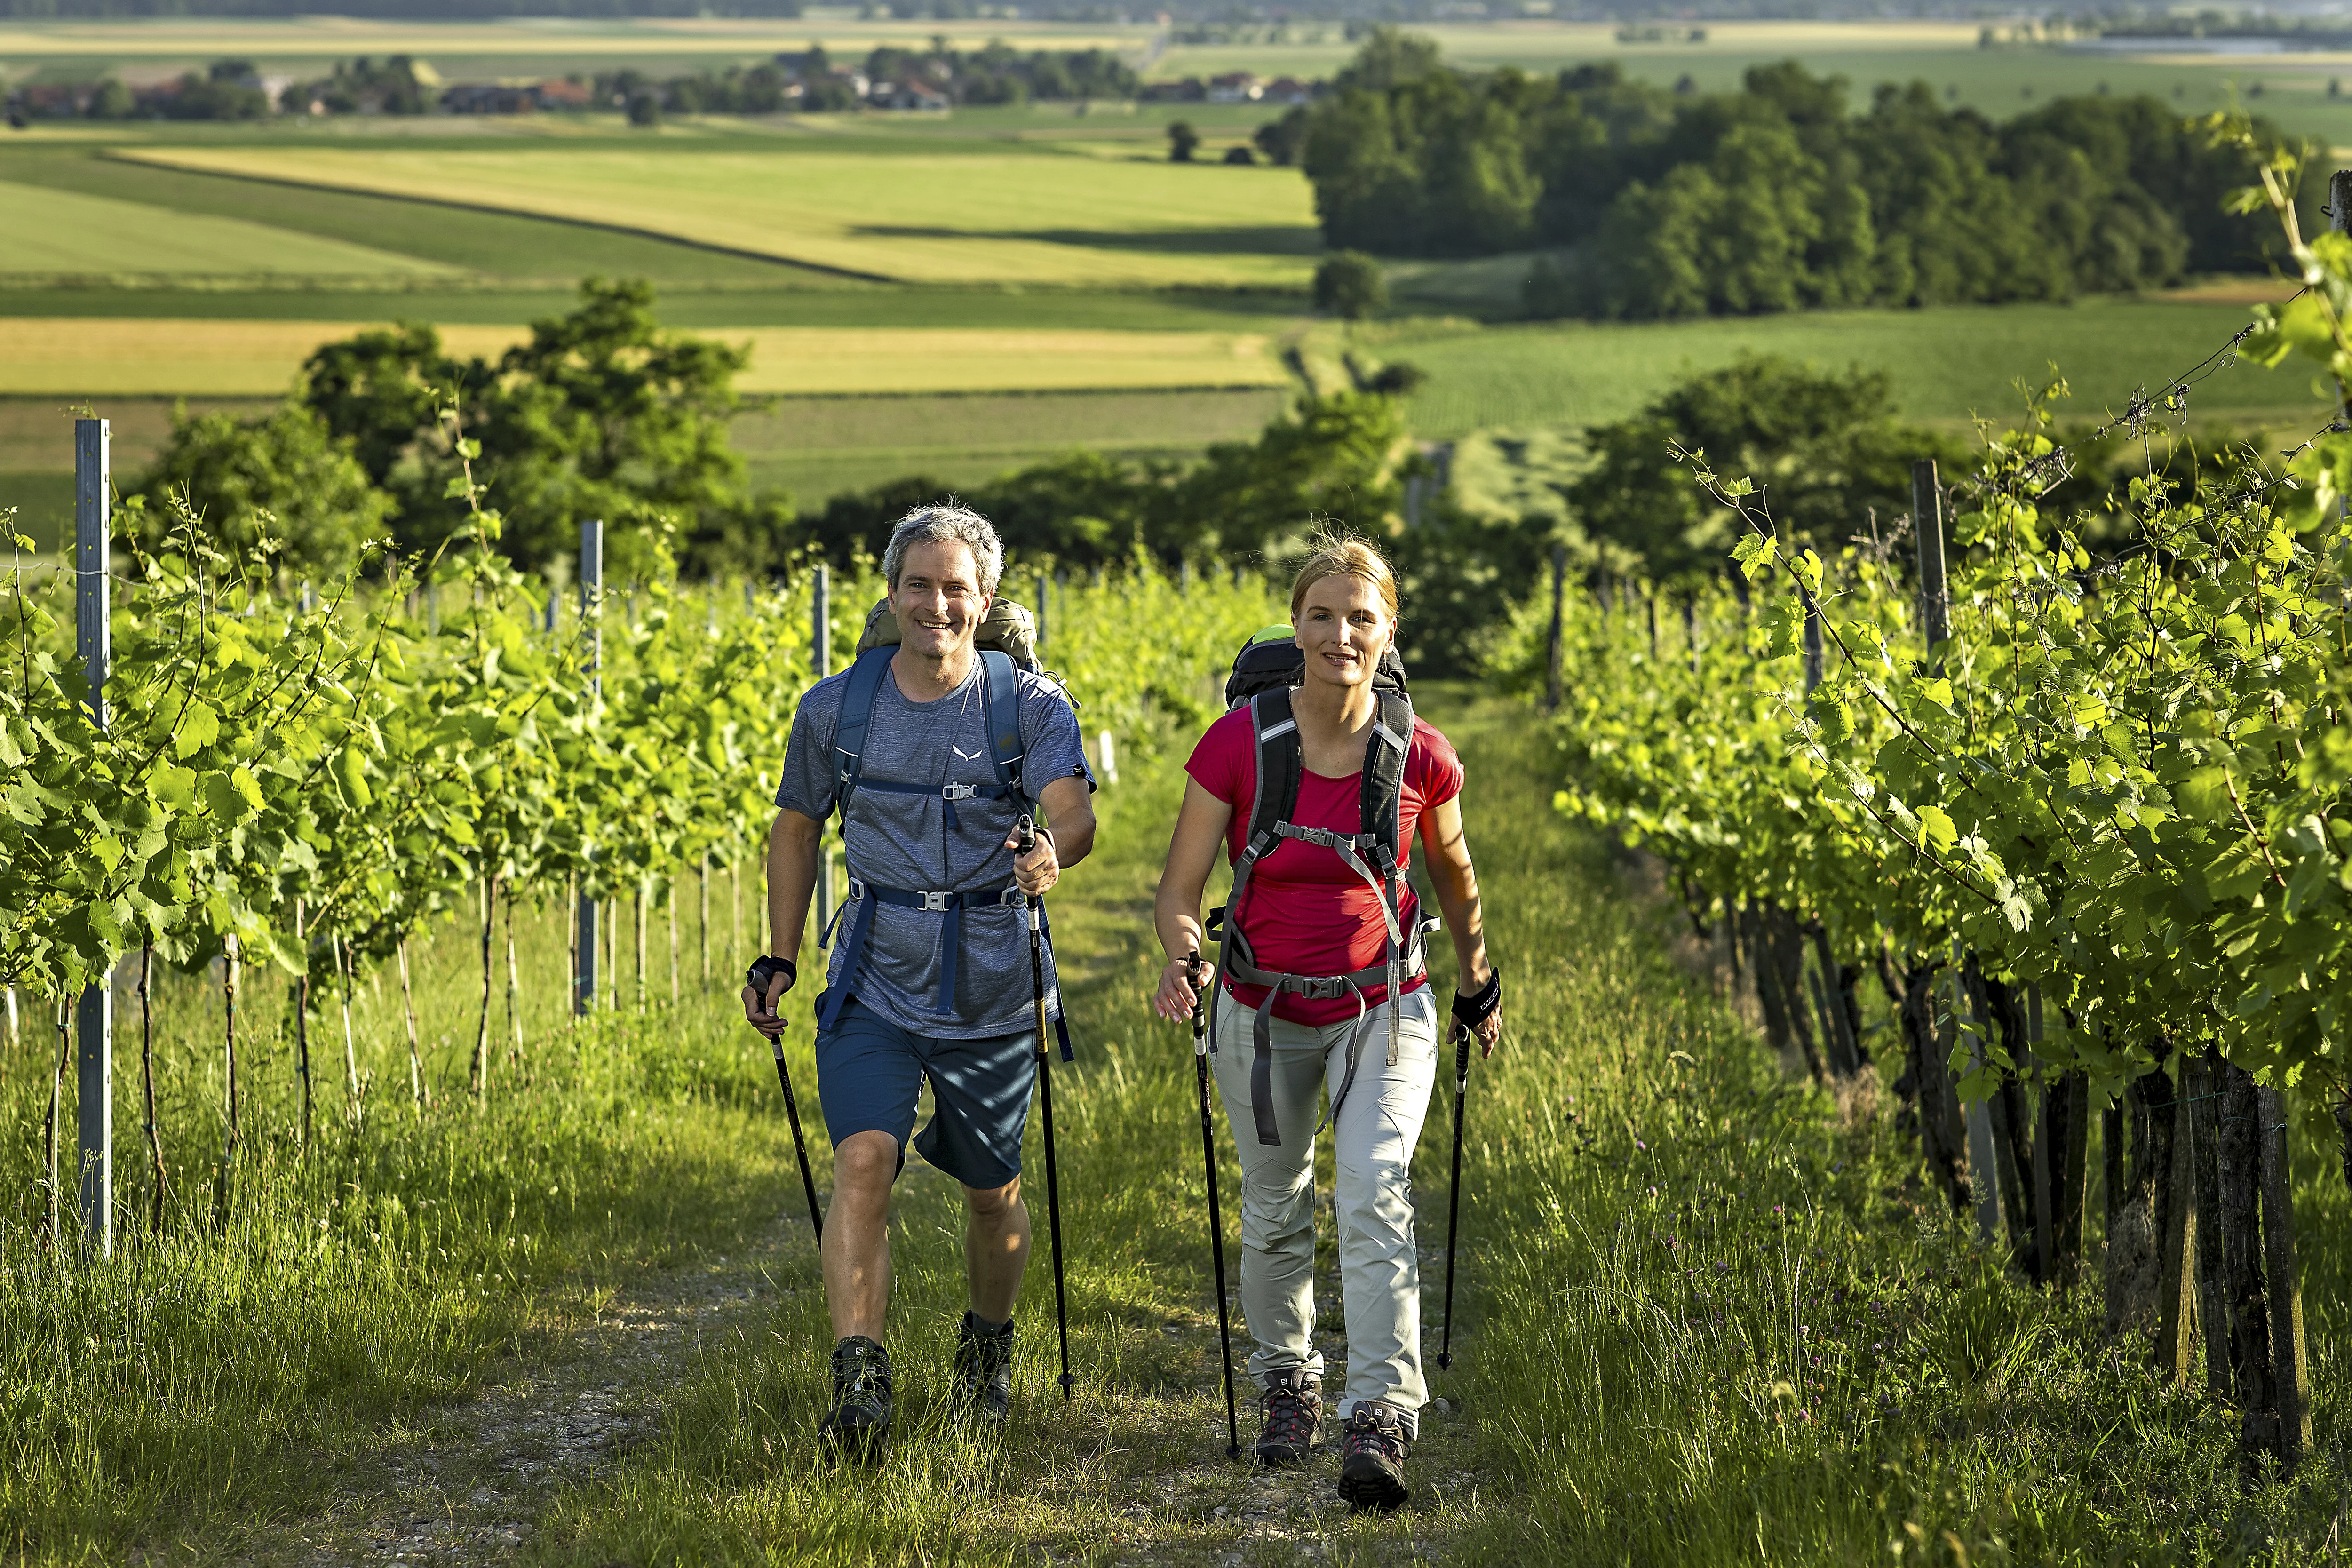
[{"x1": 94, "y1": 147, "x2": 904, "y2": 286}]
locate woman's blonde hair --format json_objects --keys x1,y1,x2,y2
[{"x1": 1288, "y1": 533, "x2": 1401, "y2": 625}]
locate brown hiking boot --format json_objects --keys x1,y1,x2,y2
[
  {"x1": 1336, "y1": 1399, "x2": 1411, "y2": 1511},
  {"x1": 1255, "y1": 1369, "x2": 1322, "y2": 1466}
]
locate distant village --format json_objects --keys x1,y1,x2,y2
[{"x1": 4, "y1": 45, "x2": 1324, "y2": 127}]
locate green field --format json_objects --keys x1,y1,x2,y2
[
  {"x1": 115, "y1": 143, "x2": 1318, "y2": 287},
  {"x1": 0, "y1": 15, "x2": 2340, "y2": 519},
  {"x1": 1386, "y1": 294, "x2": 2326, "y2": 440},
  {"x1": 0, "y1": 176, "x2": 457, "y2": 283}
]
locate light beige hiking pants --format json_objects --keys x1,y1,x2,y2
[{"x1": 1210, "y1": 985, "x2": 1439, "y2": 1435}]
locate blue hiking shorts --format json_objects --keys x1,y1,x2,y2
[{"x1": 815, "y1": 996, "x2": 1037, "y2": 1192}]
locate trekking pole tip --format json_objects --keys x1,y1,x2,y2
[{"x1": 1435, "y1": 1351, "x2": 1453, "y2": 1371}]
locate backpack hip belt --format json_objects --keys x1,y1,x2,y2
[
  {"x1": 819, "y1": 876, "x2": 1030, "y2": 1026},
  {"x1": 1210, "y1": 685, "x2": 1421, "y2": 1148}
]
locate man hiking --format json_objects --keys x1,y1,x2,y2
[{"x1": 742, "y1": 505, "x2": 1095, "y2": 1459}]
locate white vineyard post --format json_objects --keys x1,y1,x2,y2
[
  {"x1": 575, "y1": 518, "x2": 602, "y2": 1016},
  {"x1": 1097, "y1": 729, "x2": 1118, "y2": 787},
  {"x1": 813, "y1": 563, "x2": 833, "y2": 943},
  {"x1": 74, "y1": 417, "x2": 114, "y2": 1259}
]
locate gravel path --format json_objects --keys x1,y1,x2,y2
[{"x1": 236, "y1": 1216, "x2": 808, "y2": 1568}]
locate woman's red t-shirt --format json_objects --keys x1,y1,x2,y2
[{"x1": 1184, "y1": 704, "x2": 1464, "y2": 1027}]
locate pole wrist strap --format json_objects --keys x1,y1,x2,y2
[
  {"x1": 747, "y1": 955, "x2": 798, "y2": 995},
  {"x1": 1451, "y1": 969, "x2": 1501, "y2": 1034}
]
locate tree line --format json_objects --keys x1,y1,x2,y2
[
  {"x1": 1299, "y1": 30, "x2": 2288, "y2": 319},
  {"x1": 138, "y1": 279, "x2": 1438, "y2": 642}
]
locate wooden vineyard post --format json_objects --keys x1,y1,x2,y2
[
  {"x1": 2215, "y1": 1062, "x2": 2275, "y2": 1455},
  {"x1": 505, "y1": 893, "x2": 522, "y2": 1071},
  {"x1": 471, "y1": 879, "x2": 494, "y2": 1101},
  {"x1": 1916, "y1": 457, "x2": 1999, "y2": 1246},
  {"x1": 1543, "y1": 543, "x2": 1565, "y2": 714},
  {"x1": 813, "y1": 564, "x2": 834, "y2": 943},
  {"x1": 576, "y1": 519, "x2": 602, "y2": 1017},
  {"x1": 138, "y1": 939, "x2": 165, "y2": 1235},
  {"x1": 2256, "y1": 1083, "x2": 2312, "y2": 1466},
  {"x1": 2155, "y1": 1069, "x2": 2200, "y2": 1387},
  {"x1": 1954, "y1": 955, "x2": 2002, "y2": 1245},
  {"x1": 1801, "y1": 590, "x2": 1824, "y2": 693},
  {"x1": 699, "y1": 852, "x2": 711, "y2": 987},
  {"x1": 74, "y1": 417, "x2": 113, "y2": 1258},
  {"x1": 1796, "y1": 602, "x2": 1861, "y2": 1076},
  {"x1": 397, "y1": 939, "x2": 426, "y2": 1110},
  {"x1": 1035, "y1": 568, "x2": 1050, "y2": 651},
  {"x1": 2186, "y1": 1053, "x2": 2232, "y2": 1399},
  {"x1": 333, "y1": 933, "x2": 361, "y2": 1125}
]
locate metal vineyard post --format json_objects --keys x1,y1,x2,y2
[
  {"x1": 575, "y1": 519, "x2": 602, "y2": 1016},
  {"x1": 73, "y1": 417, "x2": 112, "y2": 1259}
]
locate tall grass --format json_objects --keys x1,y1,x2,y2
[{"x1": 0, "y1": 873, "x2": 805, "y2": 1559}]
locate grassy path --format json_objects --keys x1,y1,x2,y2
[{"x1": 102, "y1": 686, "x2": 2349, "y2": 1564}]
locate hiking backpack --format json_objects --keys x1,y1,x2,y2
[{"x1": 1210, "y1": 624, "x2": 1425, "y2": 1146}]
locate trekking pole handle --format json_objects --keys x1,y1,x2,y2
[
  {"x1": 1452, "y1": 1024, "x2": 1472, "y2": 1091},
  {"x1": 1186, "y1": 947, "x2": 1209, "y2": 1057},
  {"x1": 1015, "y1": 815, "x2": 1043, "y2": 928}
]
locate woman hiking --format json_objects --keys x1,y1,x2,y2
[{"x1": 1152, "y1": 536, "x2": 1502, "y2": 1512}]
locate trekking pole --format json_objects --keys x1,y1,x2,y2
[
  {"x1": 1434, "y1": 1017, "x2": 1472, "y2": 1371},
  {"x1": 1189, "y1": 947, "x2": 1241, "y2": 1459},
  {"x1": 1017, "y1": 816, "x2": 1077, "y2": 1401},
  {"x1": 772, "y1": 1039, "x2": 824, "y2": 1242}
]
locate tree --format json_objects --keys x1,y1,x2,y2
[
  {"x1": 628, "y1": 90, "x2": 661, "y2": 127},
  {"x1": 1167, "y1": 119, "x2": 1200, "y2": 162},
  {"x1": 1568, "y1": 354, "x2": 1962, "y2": 587},
  {"x1": 1253, "y1": 104, "x2": 1310, "y2": 166},
  {"x1": 1313, "y1": 251, "x2": 1387, "y2": 320},
  {"x1": 288, "y1": 280, "x2": 753, "y2": 572},
  {"x1": 135, "y1": 406, "x2": 391, "y2": 578}
]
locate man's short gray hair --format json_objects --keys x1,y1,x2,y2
[{"x1": 882, "y1": 504, "x2": 1003, "y2": 597}]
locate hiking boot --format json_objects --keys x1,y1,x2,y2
[
  {"x1": 818, "y1": 1336, "x2": 893, "y2": 1461},
  {"x1": 1336, "y1": 1400, "x2": 1411, "y2": 1512},
  {"x1": 1255, "y1": 1370, "x2": 1322, "y2": 1467},
  {"x1": 953, "y1": 1311, "x2": 1016, "y2": 1428}
]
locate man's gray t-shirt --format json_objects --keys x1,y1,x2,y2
[{"x1": 777, "y1": 653, "x2": 1093, "y2": 1039}]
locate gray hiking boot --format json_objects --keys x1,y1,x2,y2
[
  {"x1": 818, "y1": 1335, "x2": 893, "y2": 1461},
  {"x1": 953, "y1": 1311, "x2": 1016, "y2": 1428},
  {"x1": 1255, "y1": 1369, "x2": 1323, "y2": 1467},
  {"x1": 1336, "y1": 1399, "x2": 1411, "y2": 1512}
]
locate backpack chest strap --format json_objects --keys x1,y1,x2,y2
[{"x1": 842, "y1": 775, "x2": 1023, "y2": 831}]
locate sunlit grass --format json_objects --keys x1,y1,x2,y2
[{"x1": 6, "y1": 690, "x2": 2348, "y2": 1563}]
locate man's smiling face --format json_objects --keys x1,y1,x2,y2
[{"x1": 890, "y1": 538, "x2": 989, "y2": 662}]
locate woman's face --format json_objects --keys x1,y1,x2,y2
[{"x1": 1294, "y1": 573, "x2": 1394, "y2": 692}]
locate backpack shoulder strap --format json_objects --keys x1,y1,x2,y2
[
  {"x1": 977, "y1": 648, "x2": 1027, "y2": 796},
  {"x1": 1359, "y1": 689, "x2": 1413, "y2": 868},
  {"x1": 1247, "y1": 688, "x2": 1303, "y2": 847},
  {"x1": 831, "y1": 646, "x2": 896, "y2": 817}
]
